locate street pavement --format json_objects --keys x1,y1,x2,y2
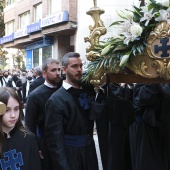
[{"x1": 94, "y1": 134, "x2": 103, "y2": 170}]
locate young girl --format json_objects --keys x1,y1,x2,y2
[{"x1": 0, "y1": 87, "x2": 41, "y2": 170}]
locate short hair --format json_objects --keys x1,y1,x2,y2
[
  {"x1": 62, "y1": 52, "x2": 80, "y2": 67},
  {"x1": 34, "y1": 66, "x2": 42, "y2": 76},
  {"x1": 42, "y1": 58, "x2": 60, "y2": 71}
]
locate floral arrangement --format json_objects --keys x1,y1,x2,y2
[{"x1": 84, "y1": 0, "x2": 170, "y2": 81}]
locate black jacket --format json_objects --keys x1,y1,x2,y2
[
  {"x1": 28, "y1": 76, "x2": 45, "y2": 94},
  {"x1": 6, "y1": 77, "x2": 23, "y2": 101},
  {"x1": 0, "y1": 127, "x2": 41, "y2": 170}
]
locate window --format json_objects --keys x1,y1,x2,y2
[
  {"x1": 5, "y1": 20, "x2": 14, "y2": 35},
  {"x1": 34, "y1": 3, "x2": 42, "y2": 22},
  {"x1": 42, "y1": 46, "x2": 52, "y2": 63},
  {"x1": 33, "y1": 49, "x2": 39, "y2": 67},
  {"x1": 19, "y1": 11, "x2": 30, "y2": 29},
  {"x1": 49, "y1": 0, "x2": 61, "y2": 14},
  {"x1": 33, "y1": 46, "x2": 52, "y2": 67},
  {"x1": 6, "y1": 0, "x2": 15, "y2": 6}
]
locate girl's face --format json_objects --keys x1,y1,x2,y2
[{"x1": 2, "y1": 97, "x2": 20, "y2": 133}]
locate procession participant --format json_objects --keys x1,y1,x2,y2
[
  {"x1": 45, "y1": 52, "x2": 99, "y2": 170},
  {"x1": 130, "y1": 84, "x2": 166, "y2": 170},
  {"x1": 28, "y1": 66, "x2": 45, "y2": 94},
  {"x1": 0, "y1": 87, "x2": 41, "y2": 170},
  {"x1": 25, "y1": 58, "x2": 62, "y2": 170},
  {"x1": 6, "y1": 70, "x2": 23, "y2": 102}
]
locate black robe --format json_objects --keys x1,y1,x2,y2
[
  {"x1": 6, "y1": 77, "x2": 23, "y2": 102},
  {"x1": 0, "y1": 127, "x2": 41, "y2": 170},
  {"x1": 25, "y1": 84, "x2": 58, "y2": 170},
  {"x1": 92, "y1": 83, "x2": 134, "y2": 170},
  {"x1": 130, "y1": 84, "x2": 166, "y2": 170},
  {"x1": 45, "y1": 86, "x2": 98, "y2": 170},
  {"x1": 160, "y1": 84, "x2": 170, "y2": 169}
]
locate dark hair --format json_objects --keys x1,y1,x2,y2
[
  {"x1": 34, "y1": 66, "x2": 42, "y2": 76},
  {"x1": 62, "y1": 52, "x2": 80, "y2": 67},
  {"x1": 0, "y1": 87, "x2": 24, "y2": 156},
  {"x1": 42, "y1": 58, "x2": 60, "y2": 72}
]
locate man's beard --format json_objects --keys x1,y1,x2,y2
[
  {"x1": 48, "y1": 77, "x2": 61, "y2": 86},
  {"x1": 72, "y1": 75, "x2": 82, "y2": 85}
]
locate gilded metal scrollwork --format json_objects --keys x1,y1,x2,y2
[
  {"x1": 152, "y1": 59, "x2": 170, "y2": 80},
  {"x1": 84, "y1": 1, "x2": 107, "y2": 57},
  {"x1": 127, "y1": 21, "x2": 170, "y2": 80},
  {"x1": 85, "y1": 0, "x2": 107, "y2": 92}
]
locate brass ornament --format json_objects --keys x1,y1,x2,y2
[
  {"x1": 84, "y1": 0, "x2": 107, "y2": 58},
  {"x1": 85, "y1": 0, "x2": 107, "y2": 92},
  {"x1": 0, "y1": 102, "x2": 6, "y2": 116},
  {"x1": 127, "y1": 21, "x2": 170, "y2": 80}
]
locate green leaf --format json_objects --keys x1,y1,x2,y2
[
  {"x1": 109, "y1": 21, "x2": 124, "y2": 27},
  {"x1": 137, "y1": 45, "x2": 142, "y2": 53}
]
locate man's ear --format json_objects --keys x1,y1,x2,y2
[
  {"x1": 62, "y1": 66, "x2": 66, "y2": 74},
  {"x1": 42, "y1": 70, "x2": 46, "y2": 78}
]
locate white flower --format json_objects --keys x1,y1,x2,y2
[
  {"x1": 145, "y1": 0, "x2": 152, "y2": 6},
  {"x1": 124, "y1": 10, "x2": 134, "y2": 20},
  {"x1": 122, "y1": 32, "x2": 136, "y2": 45},
  {"x1": 119, "y1": 54, "x2": 130, "y2": 67},
  {"x1": 155, "y1": 8, "x2": 170, "y2": 23},
  {"x1": 120, "y1": 20, "x2": 133, "y2": 33},
  {"x1": 156, "y1": 0, "x2": 169, "y2": 7},
  {"x1": 140, "y1": 8, "x2": 154, "y2": 26},
  {"x1": 130, "y1": 24, "x2": 143, "y2": 37},
  {"x1": 117, "y1": 10, "x2": 134, "y2": 20}
]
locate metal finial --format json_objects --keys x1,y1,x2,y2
[{"x1": 93, "y1": 0, "x2": 97, "y2": 7}]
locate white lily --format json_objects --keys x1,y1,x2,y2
[
  {"x1": 120, "y1": 20, "x2": 133, "y2": 33},
  {"x1": 124, "y1": 10, "x2": 134, "y2": 20},
  {"x1": 155, "y1": 8, "x2": 170, "y2": 23},
  {"x1": 140, "y1": 8, "x2": 154, "y2": 26},
  {"x1": 122, "y1": 32, "x2": 136, "y2": 45},
  {"x1": 117, "y1": 10, "x2": 134, "y2": 20},
  {"x1": 156, "y1": 0, "x2": 169, "y2": 7},
  {"x1": 119, "y1": 54, "x2": 130, "y2": 67}
]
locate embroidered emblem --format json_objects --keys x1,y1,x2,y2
[
  {"x1": 154, "y1": 37, "x2": 170, "y2": 58},
  {"x1": 79, "y1": 93, "x2": 91, "y2": 110},
  {"x1": 0, "y1": 149, "x2": 23, "y2": 170}
]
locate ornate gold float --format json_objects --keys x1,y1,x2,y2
[{"x1": 84, "y1": 0, "x2": 170, "y2": 91}]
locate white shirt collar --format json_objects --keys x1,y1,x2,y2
[
  {"x1": 62, "y1": 80, "x2": 82, "y2": 90},
  {"x1": 44, "y1": 80, "x2": 57, "y2": 88},
  {"x1": 62, "y1": 81, "x2": 72, "y2": 90}
]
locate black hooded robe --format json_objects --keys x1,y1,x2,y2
[
  {"x1": 130, "y1": 84, "x2": 167, "y2": 170},
  {"x1": 45, "y1": 86, "x2": 99, "y2": 170}
]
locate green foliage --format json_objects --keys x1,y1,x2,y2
[{"x1": 84, "y1": 0, "x2": 169, "y2": 81}]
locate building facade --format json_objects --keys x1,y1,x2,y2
[{"x1": 1, "y1": 0, "x2": 136, "y2": 70}]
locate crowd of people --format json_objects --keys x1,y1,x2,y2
[{"x1": 0, "y1": 52, "x2": 170, "y2": 170}]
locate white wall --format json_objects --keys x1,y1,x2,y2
[{"x1": 76, "y1": 0, "x2": 137, "y2": 61}]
